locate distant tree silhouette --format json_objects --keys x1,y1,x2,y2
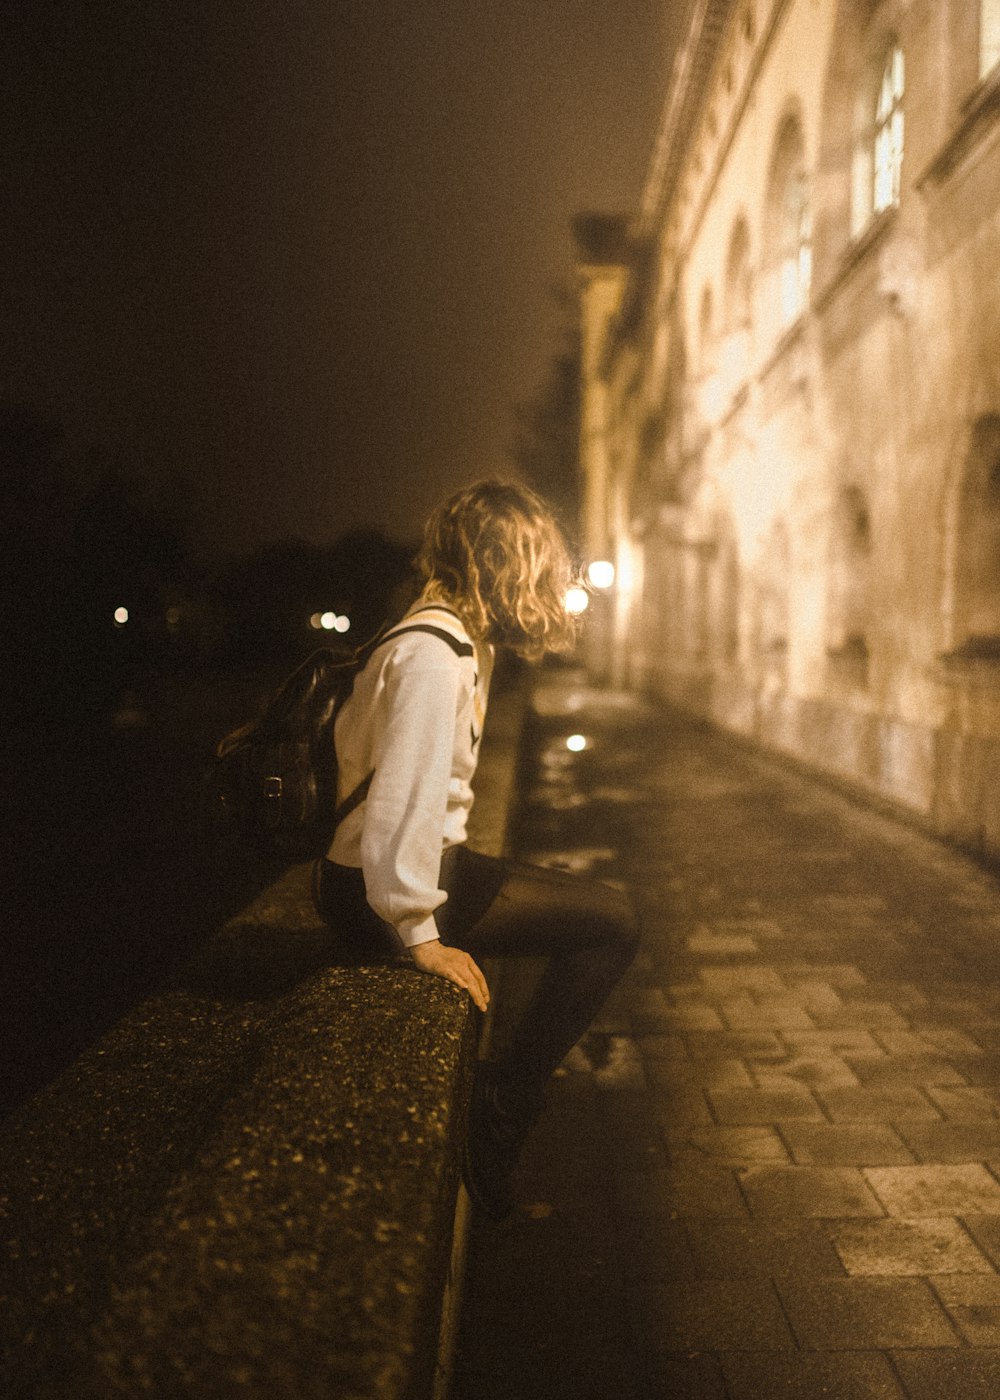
[{"x1": 0, "y1": 403, "x2": 198, "y2": 726}]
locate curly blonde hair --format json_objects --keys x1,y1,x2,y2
[{"x1": 416, "y1": 479, "x2": 578, "y2": 660}]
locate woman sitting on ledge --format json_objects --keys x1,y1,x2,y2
[{"x1": 312, "y1": 478, "x2": 639, "y2": 1221}]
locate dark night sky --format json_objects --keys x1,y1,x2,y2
[{"x1": 5, "y1": 1, "x2": 682, "y2": 556}]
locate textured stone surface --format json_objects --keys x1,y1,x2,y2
[
  {"x1": 1, "y1": 677, "x2": 526, "y2": 1400},
  {"x1": 453, "y1": 673, "x2": 1000, "y2": 1398},
  {"x1": 0, "y1": 935, "x2": 475, "y2": 1399}
]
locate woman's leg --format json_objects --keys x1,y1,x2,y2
[
  {"x1": 436, "y1": 844, "x2": 638, "y2": 1218},
  {"x1": 436, "y1": 844, "x2": 640, "y2": 1092}
]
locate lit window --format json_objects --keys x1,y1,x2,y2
[
  {"x1": 765, "y1": 116, "x2": 810, "y2": 331},
  {"x1": 779, "y1": 171, "x2": 812, "y2": 325},
  {"x1": 982, "y1": 1, "x2": 1000, "y2": 77},
  {"x1": 873, "y1": 45, "x2": 905, "y2": 214}
]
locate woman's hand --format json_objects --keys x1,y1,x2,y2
[{"x1": 410, "y1": 939, "x2": 490, "y2": 1013}]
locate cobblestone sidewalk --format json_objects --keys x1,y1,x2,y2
[{"x1": 453, "y1": 670, "x2": 1000, "y2": 1400}]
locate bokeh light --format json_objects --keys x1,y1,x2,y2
[{"x1": 586, "y1": 560, "x2": 615, "y2": 589}]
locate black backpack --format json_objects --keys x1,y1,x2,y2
[{"x1": 213, "y1": 617, "x2": 473, "y2": 859}]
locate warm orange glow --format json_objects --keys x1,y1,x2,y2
[
  {"x1": 564, "y1": 586, "x2": 590, "y2": 615},
  {"x1": 586, "y1": 560, "x2": 615, "y2": 589},
  {"x1": 114, "y1": 607, "x2": 129, "y2": 626},
  {"x1": 566, "y1": 733, "x2": 588, "y2": 752}
]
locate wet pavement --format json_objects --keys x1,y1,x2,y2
[{"x1": 453, "y1": 667, "x2": 1000, "y2": 1400}]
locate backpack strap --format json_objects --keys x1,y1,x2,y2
[
  {"x1": 332, "y1": 620, "x2": 475, "y2": 828},
  {"x1": 372, "y1": 620, "x2": 474, "y2": 659}
]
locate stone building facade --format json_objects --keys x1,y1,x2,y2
[{"x1": 577, "y1": 0, "x2": 1000, "y2": 859}]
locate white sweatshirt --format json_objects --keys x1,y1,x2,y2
[{"x1": 326, "y1": 602, "x2": 493, "y2": 947}]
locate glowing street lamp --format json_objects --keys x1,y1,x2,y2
[
  {"x1": 564, "y1": 586, "x2": 589, "y2": 616},
  {"x1": 586, "y1": 560, "x2": 615, "y2": 590}
]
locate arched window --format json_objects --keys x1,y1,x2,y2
[
  {"x1": 764, "y1": 116, "x2": 811, "y2": 332},
  {"x1": 852, "y1": 42, "x2": 904, "y2": 234},
  {"x1": 874, "y1": 45, "x2": 905, "y2": 213},
  {"x1": 780, "y1": 170, "x2": 812, "y2": 324},
  {"x1": 755, "y1": 520, "x2": 789, "y2": 670},
  {"x1": 828, "y1": 485, "x2": 872, "y2": 688},
  {"x1": 982, "y1": 2, "x2": 1000, "y2": 78},
  {"x1": 724, "y1": 218, "x2": 752, "y2": 334},
  {"x1": 950, "y1": 415, "x2": 1000, "y2": 650},
  {"x1": 722, "y1": 217, "x2": 753, "y2": 389},
  {"x1": 698, "y1": 285, "x2": 715, "y2": 378}
]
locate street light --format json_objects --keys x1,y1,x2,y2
[{"x1": 586, "y1": 560, "x2": 615, "y2": 590}]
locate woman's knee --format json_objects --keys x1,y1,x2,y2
[{"x1": 585, "y1": 881, "x2": 640, "y2": 964}]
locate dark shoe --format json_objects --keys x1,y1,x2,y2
[{"x1": 462, "y1": 1063, "x2": 543, "y2": 1222}]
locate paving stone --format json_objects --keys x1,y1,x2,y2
[
  {"x1": 925, "y1": 1085, "x2": 1000, "y2": 1121},
  {"x1": 848, "y1": 1054, "x2": 968, "y2": 1089},
  {"x1": 827, "y1": 1217, "x2": 994, "y2": 1275},
  {"x1": 777, "y1": 1277, "x2": 959, "y2": 1348},
  {"x1": 634, "y1": 1033, "x2": 690, "y2": 1062},
  {"x1": 908, "y1": 1025, "x2": 987, "y2": 1056},
  {"x1": 615, "y1": 1160, "x2": 748, "y2": 1217},
  {"x1": 720, "y1": 998, "x2": 817, "y2": 1032},
  {"x1": 811, "y1": 894, "x2": 890, "y2": 913},
  {"x1": 740, "y1": 1165, "x2": 885, "y2": 1217},
  {"x1": 645, "y1": 1082, "x2": 715, "y2": 1130},
  {"x1": 811, "y1": 1002, "x2": 912, "y2": 1032},
  {"x1": 897, "y1": 1121, "x2": 1000, "y2": 1163},
  {"x1": 754, "y1": 1057, "x2": 862, "y2": 1090},
  {"x1": 961, "y1": 1214, "x2": 1000, "y2": 1271},
  {"x1": 646, "y1": 1056, "x2": 752, "y2": 1092},
  {"x1": 686, "y1": 1030, "x2": 786, "y2": 1060},
  {"x1": 721, "y1": 1349, "x2": 906, "y2": 1399},
  {"x1": 817, "y1": 1086, "x2": 941, "y2": 1122},
  {"x1": 780, "y1": 1122, "x2": 914, "y2": 1167},
  {"x1": 781, "y1": 963, "x2": 869, "y2": 990},
  {"x1": 709, "y1": 917, "x2": 786, "y2": 938},
  {"x1": 965, "y1": 1028, "x2": 1000, "y2": 1051},
  {"x1": 784, "y1": 1029, "x2": 887, "y2": 1057},
  {"x1": 792, "y1": 983, "x2": 847, "y2": 1017},
  {"x1": 932, "y1": 1274, "x2": 1000, "y2": 1344},
  {"x1": 665, "y1": 1125, "x2": 791, "y2": 1167},
  {"x1": 639, "y1": 1350, "x2": 729, "y2": 1399},
  {"x1": 708, "y1": 1084, "x2": 825, "y2": 1125},
  {"x1": 864, "y1": 1164, "x2": 1000, "y2": 1215},
  {"x1": 891, "y1": 1349, "x2": 1000, "y2": 1400},
  {"x1": 687, "y1": 931, "x2": 759, "y2": 955},
  {"x1": 614, "y1": 1216, "x2": 702, "y2": 1283},
  {"x1": 948, "y1": 1051, "x2": 1000, "y2": 1086},
  {"x1": 656, "y1": 1005, "x2": 727, "y2": 1032},
  {"x1": 698, "y1": 967, "x2": 787, "y2": 996},
  {"x1": 685, "y1": 1217, "x2": 847, "y2": 1280},
  {"x1": 861, "y1": 983, "x2": 931, "y2": 1012},
  {"x1": 630, "y1": 1277, "x2": 795, "y2": 1351}
]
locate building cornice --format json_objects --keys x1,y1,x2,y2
[{"x1": 639, "y1": 0, "x2": 735, "y2": 240}]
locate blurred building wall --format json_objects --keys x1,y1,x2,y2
[{"x1": 578, "y1": 0, "x2": 1000, "y2": 858}]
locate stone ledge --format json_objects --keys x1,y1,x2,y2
[{"x1": 0, "y1": 862, "x2": 477, "y2": 1400}]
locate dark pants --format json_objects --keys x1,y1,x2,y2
[{"x1": 312, "y1": 844, "x2": 639, "y2": 1091}]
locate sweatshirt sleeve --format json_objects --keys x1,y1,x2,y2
[{"x1": 359, "y1": 646, "x2": 466, "y2": 947}]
